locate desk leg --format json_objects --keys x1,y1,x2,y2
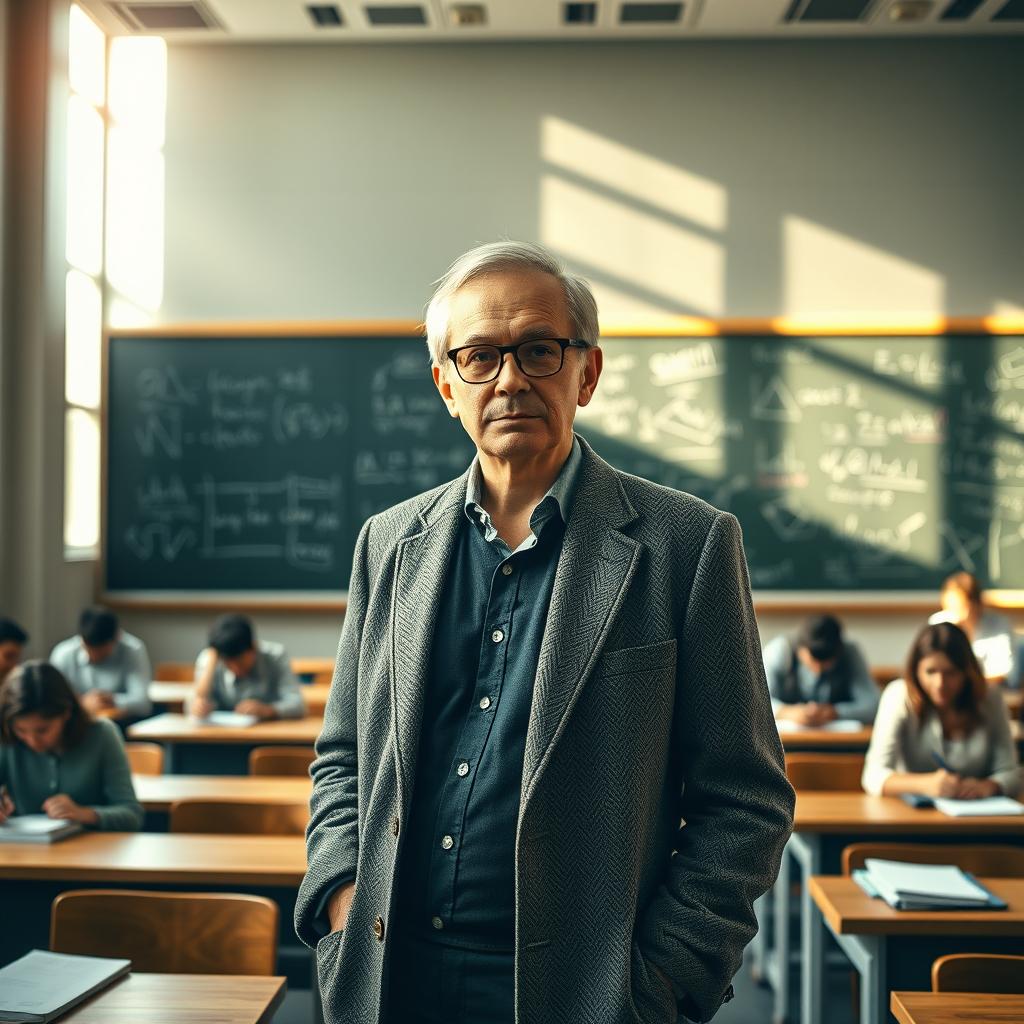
[
  {"x1": 164, "y1": 742, "x2": 178, "y2": 774},
  {"x1": 751, "y1": 892, "x2": 767, "y2": 983},
  {"x1": 772, "y1": 843, "x2": 791, "y2": 1024},
  {"x1": 822, "y1": 926, "x2": 886, "y2": 1024},
  {"x1": 793, "y1": 833, "x2": 824, "y2": 1024}
]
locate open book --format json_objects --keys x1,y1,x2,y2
[
  {"x1": 775, "y1": 718, "x2": 865, "y2": 733},
  {"x1": 200, "y1": 710, "x2": 259, "y2": 728},
  {"x1": 933, "y1": 796, "x2": 1024, "y2": 818},
  {"x1": 856, "y1": 858, "x2": 1007, "y2": 911},
  {"x1": 0, "y1": 950, "x2": 130, "y2": 1022},
  {"x1": 0, "y1": 815, "x2": 82, "y2": 844}
]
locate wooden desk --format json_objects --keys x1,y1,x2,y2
[
  {"x1": 128, "y1": 714, "x2": 323, "y2": 773},
  {"x1": 778, "y1": 726, "x2": 874, "y2": 752},
  {"x1": 64, "y1": 973, "x2": 286, "y2": 1024},
  {"x1": 811, "y1": 876, "x2": 1024, "y2": 1024},
  {"x1": 765, "y1": 793, "x2": 1024, "y2": 1024},
  {"x1": 133, "y1": 773, "x2": 312, "y2": 813},
  {"x1": 891, "y1": 990, "x2": 1024, "y2": 1024},
  {"x1": 149, "y1": 682, "x2": 331, "y2": 716}
]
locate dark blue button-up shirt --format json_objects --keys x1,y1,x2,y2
[{"x1": 391, "y1": 439, "x2": 581, "y2": 952}]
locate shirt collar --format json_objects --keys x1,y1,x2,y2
[{"x1": 464, "y1": 435, "x2": 582, "y2": 531}]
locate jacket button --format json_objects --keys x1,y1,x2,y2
[
  {"x1": 373, "y1": 916, "x2": 385, "y2": 942},
  {"x1": 390, "y1": 816, "x2": 400, "y2": 836}
]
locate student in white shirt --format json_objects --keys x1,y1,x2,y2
[
  {"x1": 189, "y1": 614, "x2": 305, "y2": 721},
  {"x1": 929, "y1": 571, "x2": 1017, "y2": 686},
  {"x1": 49, "y1": 607, "x2": 153, "y2": 719},
  {"x1": 862, "y1": 622, "x2": 1020, "y2": 799}
]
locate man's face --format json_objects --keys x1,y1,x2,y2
[
  {"x1": 0, "y1": 642, "x2": 22, "y2": 678},
  {"x1": 223, "y1": 648, "x2": 258, "y2": 678},
  {"x1": 433, "y1": 268, "x2": 601, "y2": 462},
  {"x1": 796, "y1": 646, "x2": 838, "y2": 677},
  {"x1": 83, "y1": 638, "x2": 118, "y2": 664}
]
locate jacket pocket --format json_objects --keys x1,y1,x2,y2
[{"x1": 598, "y1": 639, "x2": 677, "y2": 680}]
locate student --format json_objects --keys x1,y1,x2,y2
[
  {"x1": 49, "y1": 607, "x2": 153, "y2": 718},
  {"x1": 189, "y1": 614, "x2": 305, "y2": 721},
  {"x1": 762, "y1": 614, "x2": 879, "y2": 726},
  {"x1": 0, "y1": 617, "x2": 28, "y2": 681},
  {"x1": 929, "y1": 571, "x2": 1017, "y2": 686},
  {"x1": 0, "y1": 661, "x2": 143, "y2": 830},
  {"x1": 862, "y1": 622, "x2": 1021, "y2": 799}
]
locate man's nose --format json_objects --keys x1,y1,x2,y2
[{"x1": 494, "y1": 351, "x2": 531, "y2": 394}]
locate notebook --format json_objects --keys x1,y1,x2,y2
[
  {"x1": 0, "y1": 815, "x2": 82, "y2": 844},
  {"x1": 860, "y1": 858, "x2": 1007, "y2": 911},
  {"x1": 0, "y1": 950, "x2": 130, "y2": 1022},
  {"x1": 201, "y1": 710, "x2": 259, "y2": 728},
  {"x1": 776, "y1": 718, "x2": 864, "y2": 733},
  {"x1": 933, "y1": 796, "x2": 1024, "y2": 818}
]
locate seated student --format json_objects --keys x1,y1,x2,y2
[
  {"x1": 862, "y1": 622, "x2": 1021, "y2": 799},
  {"x1": 49, "y1": 607, "x2": 153, "y2": 719},
  {"x1": 0, "y1": 661, "x2": 143, "y2": 830},
  {"x1": 0, "y1": 617, "x2": 28, "y2": 681},
  {"x1": 929, "y1": 571, "x2": 1017, "y2": 686},
  {"x1": 762, "y1": 614, "x2": 879, "y2": 726},
  {"x1": 188, "y1": 614, "x2": 305, "y2": 721}
]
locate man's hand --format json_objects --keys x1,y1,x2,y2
[
  {"x1": 190, "y1": 695, "x2": 215, "y2": 720},
  {"x1": 236, "y1": 700, "x2": 277, "y2": 721},
  {"x1": 42, "y1": 794, "x2": 99, "y2": 826},
  {"x1": 327, "y1": 881, "x2": 356, "y2": 933},
  {"x1": 803, "y1": 702, "x2": 838, "y2": 726},
  {"x1": 776, "y1": 704, "x2": 815, "y2": 726},
  {"x1": 80, "y1": 690, "x2": 115, "y2": 714},
  {"x1": 0, "y1": 787, "x2": 15, "y2": 824},
  {"x1": 954, "y1": 777, "x2": 1000, "y2": 799}
]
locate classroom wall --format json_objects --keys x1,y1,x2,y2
[{"x1": 7, "y1": 30, "x2": 1024, "y2": 664}]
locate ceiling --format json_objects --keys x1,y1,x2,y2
[{"x1": 78, "y1": 0, "x2": 1024, "y2": 41}]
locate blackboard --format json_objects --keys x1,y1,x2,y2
[{"x1": 103, "y1": 328, "x2": 1024, "y2": 604}]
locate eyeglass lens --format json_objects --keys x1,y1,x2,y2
[{"x1": 455, "y1": 341, "x2": 564, "y2": 382}]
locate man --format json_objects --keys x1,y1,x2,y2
[
  {"x1": 763, "y1": 614, "x2": 879, "y2": 726},
  {"x1": 50, "y1": 606, "x2": 152, "y2": 719},
  {"x1": 297, "y1": 242, "x2": 794, "y2": 1024},
  {"x1": 0, "y1": 617, "x2": 28, "y2": 680},
  {"x1": 188, "y1": 614, "x2": 305, "y2": 721}
]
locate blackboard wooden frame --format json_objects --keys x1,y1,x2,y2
[{"x1": 98, "y1": 316, "x2": 1024, "y2": 614}]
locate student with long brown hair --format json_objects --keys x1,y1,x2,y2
[
  {"x1": 862, "y1": 622, "x2": 1020, "y2": 799},
  {"x1": 0, "y1": 661, "x2": 142, "y2": 830}
]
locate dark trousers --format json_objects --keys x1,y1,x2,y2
[{"x1": 384, "y1": 931, "x2": 515, "y2": 1024}]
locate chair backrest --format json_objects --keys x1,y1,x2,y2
[
  {"x1": 291, "y1": 657, "x2": 334, "y2": 685},
  {"x1": 842, "y1": 842, "x2": 1024, "y2": 876},
  {"x1": 870, "y1": 666, "x2": 900, "y2": 689},
  {"x1": 153, "y1": 661, "x2": 195, "y2": 682},
  {"x1": 170, "y1": 799, "x2": 309, "y2": 835},
  {"x1": 932, "y1": 953, "x2": 1024, "y2": 993},
  {"x1": 51, "y1": 889, "x2": 278, "y2": 974},
  {"x1": 125, "y1": 741, "x2": 164, "y2": 776},
  {"x1": 785, "y1": 753, "x2": 865, "y2": 791},
  {"x1": 249, "y1": 745, "x2": 316, "y2": 777}
]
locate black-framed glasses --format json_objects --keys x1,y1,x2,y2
[{"x1": 446, "y1": 338, "x2": 591, "y2": 384}]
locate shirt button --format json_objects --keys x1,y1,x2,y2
[
  {"x1": 441, "y1": 834, "x2": 454, "y2": 850},
  {"x1": 373, "y1": 916, "x2": 385, "y2": 942},
  {"x1": 432, "y1": 916, "x2": 444, "y2": 931},
  {"x1": 501, "y1": 564, "x2": 513, "y2": 576},
  {"x1": 491, "y1": 629, "x2": 504, "y2": 643},
  {"x1": 479, "y1": 696, "x2": 491, "y2": 710},
  {"x1": 456, "y1": 761, "x2": 469, "y2": 777}
]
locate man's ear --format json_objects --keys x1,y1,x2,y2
[
  {"x1": 577, "y1": 346, "x2": 603, "y2": 408},
  {"x1": 432, "y1": 364, "x2": 461, "y2": 420}
]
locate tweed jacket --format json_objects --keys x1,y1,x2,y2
[{"x1": 296, "y1": 436, "x2": 795, "y2": 1024}]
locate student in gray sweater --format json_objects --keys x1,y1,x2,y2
[{"x1": 0, "y1": 661, "x2": 143, "y2": 831}]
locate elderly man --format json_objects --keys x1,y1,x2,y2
[{"x1": 296, "y1": 242, "x2": 794, "y2": 1024}]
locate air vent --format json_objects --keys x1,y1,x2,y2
[
  {"x1": 308, "y1": 4, "x2": 344, "y2": 26},
  {"x1": 939, "y1": 0, "x2": 984, "y2": 17},
  {"x1": 620, "y1": 2, "x2": 683, "y2": 22},
  {"x1": 784, "y1": 0, "x2": 876, "y2": 21},
  {"x1": 365, "y1": 5, "x2": 427, "y2": 24},
  {"x1": 993, "y1": 0, "x2": 1024, "y2": 19},
  {"x1": 564, "y1": 3, "x2": 598, "y2": 23},
  {"x1": 109, "y1": 2, "x2": 219, "y2": 30},
  {"x1": 449, "y1": 3, "x2": 486, "y2": 24}
]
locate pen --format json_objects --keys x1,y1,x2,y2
[{"x1": 931, "y1": 750, "x2": 955, "y2": 773}]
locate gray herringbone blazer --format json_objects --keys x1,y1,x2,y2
[{"x1": 297, "y1": 436, "x2": 795, "y2": 1024}]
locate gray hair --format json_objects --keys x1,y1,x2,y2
[{"x1": 424, "y1": 241, "x2": 600, "y2": 369}]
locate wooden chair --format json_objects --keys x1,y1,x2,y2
[
  {"x1": 51, "y1": 890, "x2": 278, "y2": 974},
  {"x1": 785, "y1": 753, "x2": 865, "y2": 791},
  {"x1": 125, "y1": 741, "x2": 164, "y2": 775},
  {"x1": 170, "y1": 798, "x2": 309, "y2": 835},
  {"x1": 842, "y1": 842, "x2": 1024, "y2": 876},
  {"x1": 870, "y1": 666, "x2": 900, "y2": 689},
  {"x1": 249, "y1": 745, "x2": 316, "y2": 777},
  {"x1": 291, "y1": 657, "x2": 334, "y2": 685},
  {"x1": 153, "y1": 661, "x2": 195, "y2": 682},
  {"x1": 932, "y1": 953, "x2": 1024, "y2": 993}
]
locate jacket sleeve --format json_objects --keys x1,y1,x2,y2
[
  {"x1": 833, "y1": 642, "x2": 880, "y2": 725},
  {"x1": 295, "y1": 517, "x2": 372, "y2": 948},
  {"x1": 861, "y1": 680, "x2": 908, "y2": 795},
  {"x1": 91, "y1": 719, "x2": 144, "y2": 831},
  {"x1": 985, "y1": 688, "x2": 1021, "y2": 798},
  {"x1": 635, "y1": 512, "x2": 795, "y2": 1023},
  {"x1": 113, "y1": 640, "x2": 153, "y2": 718},
  {"x1": 270, "y1": 649, "x2": 306, "y2": 720}
]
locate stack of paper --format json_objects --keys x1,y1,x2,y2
[
  {"x1": 776, "y1": 718, "x2": 864, "y2": 733},
  {"x1": 855, "y1": 858, "x2": 1006, "y2": 911},
  {"x1": 933, "y1": 796, "x2": 1024, "y2": 818},
  {"x1": 0, "y1": 815, "x2": 82, "y2": 844},
  {"x1": 202, "y1": 710, "x2": 258, "y2": 728},
  {"x1": 0, "y1": 950, "x2": 130, "y2": 1022}
]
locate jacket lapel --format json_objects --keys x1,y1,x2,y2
[
  {"x1": 520, "y1": 438, "x2": 642, "y2": 802},
  {"x1": 391, "y1": 476, "x2": 467, "y2": 812}
]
